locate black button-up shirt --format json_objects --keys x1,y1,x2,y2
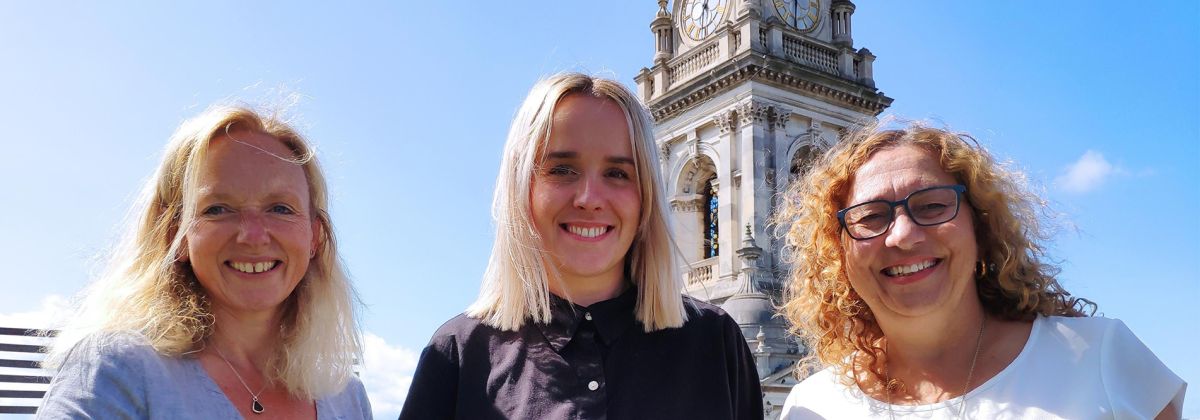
[{"x1": 399, "y1": 288, "x2": 764, "y2": 419}]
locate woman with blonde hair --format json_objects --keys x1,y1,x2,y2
[
  {"x1": 399, "y1": 73, "x2": 763, "y2": 419},
  {"x1": 775, "y1": 120, "x2": 1185, "y2": 419},
  {"x1": 38, "y1": 105, "x2": 371, "y2": 419}
]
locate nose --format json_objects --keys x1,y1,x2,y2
[
  {"x1": 884, "y1": 207, "x2": 925, "y2": 250},
  {"x1": 236, "y1": 212, "x2": 271, "y2": 247},
  {"x1": 573, "y1": 174, "x2": 605, "y2": 211}
]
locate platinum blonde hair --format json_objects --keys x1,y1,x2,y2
[
  {"x1": 466, "y1": 73, "x2": 687, "y2": 332},
  {"x1": 44, "y1": 104, "x2": 363, "y2": 399}
]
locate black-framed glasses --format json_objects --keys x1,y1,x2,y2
[{"x1": 837, "y1": 185, "x2": 967, "y2": 240}]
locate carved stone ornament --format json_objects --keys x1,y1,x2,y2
[
  {"x1": 659, "y1": 142, "x2": 671, "y2": 164},
  {"x1": 772, "y1": 107, "x2": 791, "y2": 130},
  {"x1": 670, "y1": 196, "x2": 706, "y2": 212},
  {"x1": 712, "y1": 112, "x2": 735, "y2": 134},
  {"x1": 806, "y1": 119, "x2": 826, "y2": 148},
  {"x1": 736, "y1": 100, "x2": 770, "y2": 126}
]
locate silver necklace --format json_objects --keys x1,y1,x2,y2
[
  {"x1": 213, "y1": 347, "x2": 268, "y2": 415},
  {"x1": 885, "y1": 317, "x2": 986, "y2": 420}
]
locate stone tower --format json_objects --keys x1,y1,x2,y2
[{"x1": 634, "y1": 0, "x2": 892, "y2": 416}]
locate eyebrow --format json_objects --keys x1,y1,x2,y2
[
  {"x1": 196, "y1": 190, "x2": 305, "y2": 205},
  {"x1": 545, "y1": 151, "x2": 635, "y2": 166}
]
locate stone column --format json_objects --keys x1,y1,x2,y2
[
  {"x1": 712, "y1": 109, "x2": 737, "y2": 281},
  {"x1": 735, "y1": 99, "x2": 770, "y2": 278},
  {"x1": 651, "y1": 0, "x2": 673, "y2": 64},
  {"x1": 768, "y1": 26, "x2": 784, "y2": 57},
  {"x1": 839, "y1": 48, "x2": 855, "y2": 79},
  {"x1": 858, "y1": 48, "x2": 876, "y2": 87},
  {"x1": 832, "y1": 1, "x2": 856, "y2": 47},
  {"x1": 764, "y1": 106, "x2": 791, "y2": 271},
  {"x1": 670, "y1": 196, "x2": 706, "y2": 264}
]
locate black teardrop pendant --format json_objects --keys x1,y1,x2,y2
[{"x1": 251, "y1": 398, "x2": 265, "y2": 414}]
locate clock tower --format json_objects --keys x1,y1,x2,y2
[{"x1": 635, "y1": 0, "x2": 891, "y2": 416}]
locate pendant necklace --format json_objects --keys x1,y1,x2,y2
[
  {"x1": 213, "y1": 347, "x2": 268, "y2": 414},
  {"x1": 886, "y1": 316, "x2": 986, "y2": 420}
]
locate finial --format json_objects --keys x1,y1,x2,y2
[
  {"x1": 657, "y1": 0, "x2": 669, "y2": 16},
  {"x1": 741, "y1": 223, "x2": 756, "y2": 248},
  {"x1": 755, "y1": 326, "x2": 768, "y2": 352}
]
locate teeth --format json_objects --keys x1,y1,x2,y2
[
  {"x1": 885, "y1": 260, "x2": 936, "y2": 276},
  {"x1": 231, "y1": 261, "x2": 277, "y2": 274},
  {"x1": 568, "y1": 225, "x2": 607, "y2": 238}
]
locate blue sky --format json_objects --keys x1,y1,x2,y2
[{"x1": 0, "y1": 1, "x2": 1196, "y2": 418}]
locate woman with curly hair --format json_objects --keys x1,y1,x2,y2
[
  {"x1": 775, "y1": 120, "x2": 1184, "y2": 419},
  {"x1": 38, "y1": 105, "x2": 370, "y2": 419}
]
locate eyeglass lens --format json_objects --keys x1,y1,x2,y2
[{"x1": 842, "y1": 186, "x2": 961, "y2": 239}]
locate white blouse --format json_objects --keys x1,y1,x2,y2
[{"x1": 779, "y1": 316, "x2": 1185, "y2": 419}]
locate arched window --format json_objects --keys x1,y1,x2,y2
[
  {"x1": 790, "y1": 146, "x2": 816, "y2": 181},
  {"x1": 703, "y1": 177, "x2": 718, "y2": 258}
]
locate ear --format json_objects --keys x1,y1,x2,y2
[{"x1": 309, "y1": 217, "x2": 322, "y2": 259}]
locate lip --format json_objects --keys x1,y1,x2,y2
[
  {"x1": 880, "y1": 258, "x2": 941, "y2": 286},
  {"x1": 559, "y1": 222, "x2": 614, "y2": 242}
]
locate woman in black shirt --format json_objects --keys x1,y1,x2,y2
[{"x1": 399, "y1": 73, "x2": 763, "y2": 420}]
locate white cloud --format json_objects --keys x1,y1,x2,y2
[
  {"x1": 0, "y1": 294, "x2": 71, "y2": 330},
  {"x1": 1055, "y1": 150, "x2": 1126, "y2": 194},
  {"x1": 359, "y1": 332, "x2": 420, "y2": 419}
]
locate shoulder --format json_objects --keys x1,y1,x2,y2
[
  {"x1": 425, "y1": 312, "x2": 487, "y2": 349},
  {"x1": 1033, "y1": 316, "x2": 1184, "y2": 417},
  {"x1": 1037, "y1": 314, "x2": 1121, "y2": 340},
  {"x1": 39, "y1": 331, "x2": 170, "y2": 418},
  {"x1": 57, "y1": 330, "x2": 163, "y2": 370},
  {"x1": 682, "y1": 295, "x2": 735, "y2": 327},
  {"x1": 322, "y1": 375, "x2": 373, "y2": 419},
  {"x1": 1021, "y1": 315, "x2": 1138, "y2": 369},
  {"x1": 1031, "y1": 315, "x2": 1148, "y2": 359},
  {"x1": 781, "y1": 367, "x2": 862, "y2": 419},
  {"x1": 432, "y1": 312, "x2": 485, "y2": 335},
  {"x1": 788, "y1": 368, "x2": 847, "y2": 402},
  {"x1": 416, "y1": 312, "x2": 500, "y2": 364}
]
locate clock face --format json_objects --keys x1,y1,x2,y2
[
  {"x1": 774, "y1": 0, "x2": 820, "y2": 32},
  {"x1": 679, "y1": 0, "x2": 730, "y2": 41}
]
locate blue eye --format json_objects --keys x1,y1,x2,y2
[
  {"x1": 606, "y1": 168, "x2": 631, "y2": 180},
  {"x1": 201, "y1": 205, "x2": 228, "y2": 216},
  {"x1": 269, "y1": 205, "x2": 296, "y2": 215},
  {"x1": 545, "y1": 165, "x2": 578, "y2": 177}
]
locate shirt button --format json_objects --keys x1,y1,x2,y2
[
  {"x1": 587, "y1": 380, "x2": 599, "y2": 391},
  {"x1": 584, "y1": 312, "x2": 593, "y2": 321}
]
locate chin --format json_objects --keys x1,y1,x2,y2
[{"x1": 879, "y1": 288, "x2": 956, "y2": 317}]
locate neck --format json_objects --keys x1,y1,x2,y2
[
  {"x1": 548, "y1": 269, "x2": 626, "y2": 307},
  {"x1": 874, "y1": 296, "x2": 988, "y2": 397},
  {"x1": 883, "y1": 310, "x2": 986, "y2": 368},
  {"x1": 208, "y1": 306, "x2": 284, "y2": 368}
]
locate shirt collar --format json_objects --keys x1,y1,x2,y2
[{"x1": 537, "y1": 286, "x2": 638, "y2": 352}]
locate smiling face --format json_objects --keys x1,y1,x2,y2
[
  {"x1": 842, "y1": 144, "x2": 978, "y2": 320},
  {"x1": 530, "y1": 94, "x2": 642, "y2": 288},
  {"x1": 184, "y1": 130, "x2": 317, "y2": 318}
]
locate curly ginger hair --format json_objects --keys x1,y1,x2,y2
[{"x1": 775, "y1": 119, "x2": 1095, "y2": 387}]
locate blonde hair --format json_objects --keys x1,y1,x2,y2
[
  {"x1": 44, "y1": 104, "x2": 362, "y2": 399},
  {"x1": 776, "y1": 119, "x2": 1095, "y2": 386},
  {"x1": 466, "y1": 73, "x2": 687, "y2": 332}
]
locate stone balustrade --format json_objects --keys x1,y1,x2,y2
[{"x1": 685, "y1": 256, "x2": 719, "y2": 285}]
